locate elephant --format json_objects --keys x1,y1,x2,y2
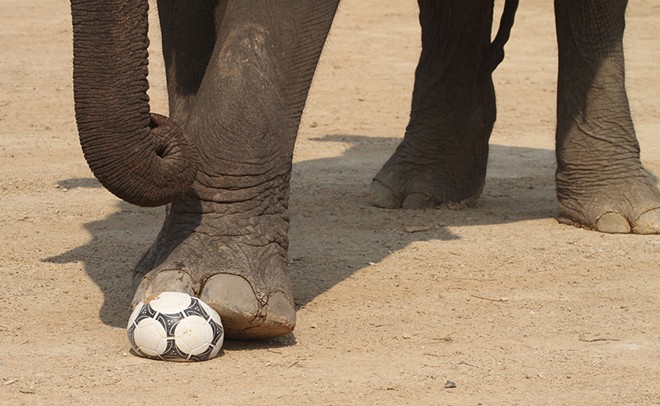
[{"x1": 70, "y1": 0, "x2": 660, "y2": 339}]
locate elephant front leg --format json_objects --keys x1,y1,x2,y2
[
  {"x1": 132, "y1": 1, "x2": 339, "y2": 339},
  {"x1": 369, "y1": 0, "x2": 497, "y2": 209},
  {"x1": 554, "y1": 0, "x2": 660, "y2": 234}
]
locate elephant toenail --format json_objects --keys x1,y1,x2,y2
[
  {"x1": 200, "y1": 274, "x2": 259, "y2": 333},
  {"x1": 595, "y1": 212, "x2": 631, "y2": 234},
  {"x1": 265, "y1": 291, "x2": 296, "y2": 329},
  {"x1": 632, "y1": 209, "x2": 660, "y2": 234},
  {"x1": 402, "y1": 192, "x2": 434, "y2": 209},
  {"x1": 132, "y1": 270, "x2": 196, "y2": 309},
  {"x1": 368, "y1": 179, "x2": 400, "y2": 209}
]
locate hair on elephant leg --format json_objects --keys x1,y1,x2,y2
[
  {"x1": 554, "y1": 0, "x2": 660, "y2": 234},
  {"x1": 482, "y1": 0, "x2": 519, "y2": 76},
  {"x1": 131, "y1": 1, "x2": 340, "y2": 339},
  {"x1": 370, "y1": 0, "x2": 497, "y2": 209}
]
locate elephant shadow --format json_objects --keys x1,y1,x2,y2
[
  {"x1": 44, "y1": 134, "x2": 557, "y2": 330},
  {"x1": 288, "y1": 134, "x2": 557, "y2": 306}
]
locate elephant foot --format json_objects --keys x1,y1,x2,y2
[
  {"x1": 131, "y1": 198, "x2": 295, "y2": 339},
  {"x1": 557, "y1": 172, "x2": 660, "y2": 234},
  {"x1": 368, "y1": 140, "x2": 487, "y2": 209}
]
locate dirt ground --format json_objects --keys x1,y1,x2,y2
[{"x1": 1, "y1": 0, "x2": 658, "y2": 404}]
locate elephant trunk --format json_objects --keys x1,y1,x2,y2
[{"x1": 71, "y1": 0, "x2": 197, "y2": 207}]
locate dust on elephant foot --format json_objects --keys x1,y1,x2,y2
[
  {"x1": 131, "y1": 199, "x2": 296, "y2": 339},
  {"x1": 557, "y1": 174, "x2": 660, "y2": 234},
  {"x1": 200, "y1": 275, "x2": 295, "y2": 339},
  {"x1": 368, "y1": 141, "x2": 487, "y2": 209}
]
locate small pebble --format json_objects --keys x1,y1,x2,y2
[{"x1": 444, "y1": 380, "x2": 457, "y2": 389}]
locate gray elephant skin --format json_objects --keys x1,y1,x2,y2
[{"x1": 70, "y1": 0, "x2": 660, "y2": 339}]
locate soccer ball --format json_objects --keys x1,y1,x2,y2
[{"x1": 127, "y1": 292, "x2": 224, "y2": 362}]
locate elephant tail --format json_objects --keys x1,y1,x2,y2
[{"x1": 482, "y1": 0, "x2": 519, "y2": 76}]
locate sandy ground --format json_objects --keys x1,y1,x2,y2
[{"x1": 1, "y1": 0, "x2": 659, "y2": 404}]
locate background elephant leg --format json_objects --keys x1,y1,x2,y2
[
  {"x1": 554, "y1": 0, "x2": 660, "y2": 234},
  {"x1": 133, "y1": 1, "x2": 339, "y2": 338},
  {"x1": 370, "y1": 0, "x2": 496, "y2": 209}
]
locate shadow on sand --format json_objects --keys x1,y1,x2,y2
[{"x1": 44, "y1": 134, "x2": 558, "y2": 344}]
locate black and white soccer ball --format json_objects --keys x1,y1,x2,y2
[{"x1": 127, "y1": 292, "x2": 224, "y2": 362}]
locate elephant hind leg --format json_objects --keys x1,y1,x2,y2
[
  {"x1": 370, "y1": 0, "x2": 496, "y2": 209},
  {"x1": 554, "y1": 0, "x2": 660, "y2": 234}
]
